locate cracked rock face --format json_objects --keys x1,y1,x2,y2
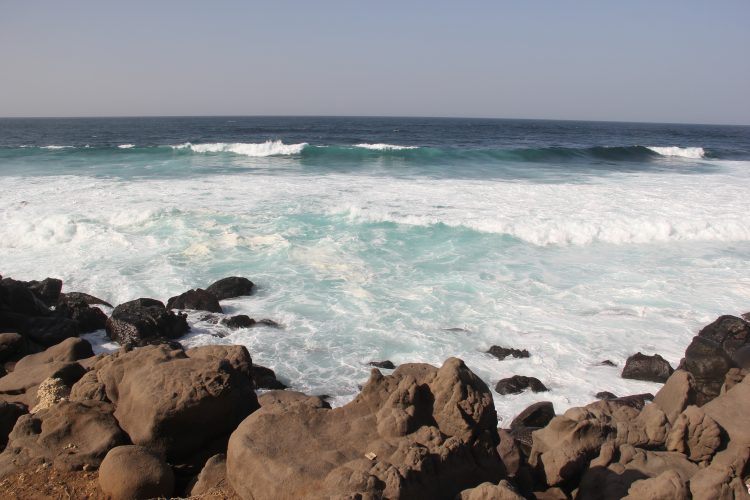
[{"x1": 227, "y1": 358, "x2": 503, "y2": 500}]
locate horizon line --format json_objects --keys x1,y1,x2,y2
[{"x1": 0, "y1": 113, "x2": 748, "y2": 128}]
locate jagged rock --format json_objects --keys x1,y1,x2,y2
[
  {"x1": 665, "y1": 405, "x2": 722, "y2": 462},
  {"x1": 99, "y1": 445, "x2": 175, "y2": 500},
  {"x1": 595, "y1": 391, "x2": 618, "y2": 400},
  {"x1": 486, "y1": 346, "x2": 530, "y2": 361},
  {"x1": 369, "y1": 360, "x2": 396, "y2": 369},
  {"x1": 679, "y1": 314, "x2": 750, "y2": 406},
  {"x1": 54, "y1": 297, "x2": 107, "y2": 333},
  {"x1": 701, "y1": 373, "x2": 750, "y2": 464},
  {"x1": 0, "y1": 402, "x2": 27, "y2": 450},
  {"x1": 167, "y1": 288, "x2": 223, "y2": 313},
  {"x1": 206, "y1": 277, "x2": 255, "y2": 300},
  {"x1": 58, "y1": 292, "x2": 112, "y2": 308},
  {"x1": 510, "y1": 401, "x2": 555, "y2": 430},
  {"x1": 105, "y1": 298, "x2": 189, "y2": 346},
  {"x1": 689, "y1": 447, "x2": 750, "y2": 500},
  {"x1": 1, "y1": 277, "x2": 62, "y2": 307},
  {"x1": 98, "y1": 344, "x2": 258, "y2": 461},
  {"x1": 251, "y1": 365, "x2": 287, "y2": 390},
  {"x1": 458, "y1": 480, "x2": 525, "y2": 500},
  {"x1": 0, "y1": 338, "x2": 91, "y2": 407},
  {"x1": 227, "y1": 358, "x2": 502, "y2": 499},
  {"x1": 495, "y1": 375, "x2": 548, "y2": 395},
  {"x1": 186, "y1": 453, "x2": 231, "y2": 497},
  {"x1": 496, "y1": 429, "x2": 522, "y2": 476},
  {"x1": 621, "y1": 352, "x2": 673, "y2": 383},
  {"x1": 623, "y1": 469, "x2": 690, "y2": 500},
  {"x1": 0, "y1": 400, "x2": 127, "y2": 472},
  {"x1": 721, "y1": 367, "x2": 748, "y2": 393},
  {"x1": 652, "y1": 370, "x2": 696, "y2": 424}
]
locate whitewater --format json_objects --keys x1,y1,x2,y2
[{"x1": 1, "y1": 116, "x2": 749, "y2": 423}]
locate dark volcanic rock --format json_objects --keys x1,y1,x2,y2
[
  {"x1": 487, "y1": 345, "x2": 530, "y2": 361},
  {"x1": 166, "y1": 288, "x2": 222, "y2": 313},
  {"x1": 495, "y1": 375, "x2": 548, "y2": 395},
  {"x1": 206, "y1": 277, "x2": 255, "y2": 301},
  {"x1": 99, "y1": 445, "x2": 175, "y2": 500},
  {"x1": 55, "y1": 297, "x2": 107, "y2": 333},
  {"x1": 221, "y1": 315, "x2": 255, "y2": 329},
  {"x1": 599, "y1": 359, "x2": 617, "y2": 367},
  {"x1": 1, "y1": 277, "x2": 62, "y2": 307},
  {"x1": 0, "y1": 284, "x2": 50, "y2": 317},
  {"x1": 58, "y1": 292, "x2": 112, "y2": 308},
  {"x1": 105, "y1": 298, "x2": 189, "y2": 346},
  {"x1": 0, "y1": 332, "x2": 25, "y2": 363},
  {"x1": 252, "y1": 365, "x2": 287, "y2": 390},
  {"x1": 510, "y1": 401, "x2": 555, "y2": 430},
  {"x1": 679, "y1": 314, "x2": 750, "y2": 405},
  {"x1": 622, "y1": 352, "x2": 674, "y2": 383},
  {"x1": 368, "y1": 360, "x2": 396, "y2": 369},
  {"x1": 596, "y1": 391, "x2": 618, "y2": 400}
]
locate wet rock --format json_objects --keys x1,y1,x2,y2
[
  {"x1": 510, "y1": 401, "x2": 555, "y2": 430},
  {"x1": 495, "y1": 375, "x2": 548, "y2": 395},
  {"x1": 221, "y1": 314, "x2": 255, "y2": 329},
  {"x1": 206, "y1": 276, "x2": 255, "y2": 300},
  {"x1": 606, "y1": 393, "x2": 654, "y2": 411},
  {"x1": 487, "y1": 346, "x2": 530, "y2": 361},
  {"x1": 1, "y1": 277, "x2": 62, "y2": 307},
  {"x1": 595, "y1": 391, "x2": 618, "y2": 400},
  {"x1": 679, "y1": 314, "x2": 750, "y2": 405},
  {"x1": 58, "y1": 292, "x2": 112, "y2": 308},
  {"x1": 0, "y1": 283, "x2": 50, "y2": 316},
  {"x1": 252, "y1": 365, "x2": 287, "y2": 390},
  {"x1": 99, "y1": 445, "x2": 175, "y2": 500},
  {"x1": 368, "y1": 360, "x2": 396, "y2": 369},
  {"x1": 227, "y1": 358, "x2": 502, "y2": 499},
  {"x1": 54, "y1": 297, "x2": 107, "y2": 333},
  {"x1": 105, "y1": 298, "x2": 189, "y2": 346},
  {"x1": 621, "y1": 352, "x2": 674, "y2": 383},
  {"x1": 166, "y1": 288, "x2": 223, "y2": 313},
  {"x1": 599, "y1": 359, "x2": 617, "y2": 367}
]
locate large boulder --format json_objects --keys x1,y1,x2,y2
[
  {"x1": 206, "y1": 276, "x2": 255, "y2": 300},
  {"x1": 665, "y1": 405, "x2": 722, "y2": 463},
  {"x1": 166, "y1": 288, "x2": 222, "y2": 313},
  {"x1": 95, "y1": 344, "x2": 258, "y2": 461},
  {"x1": 510, "y1": 402, "x2": 555, "y2": 430},
  {"x1": 58, "y1": 292, "x2": 112, "y2": 308},
  {"x1": 621, "y1": 352, "x2": 674, "y2": 383},
  {"x1": 0, "y1": 284, "x2": 50, "y2": 316},
  {"x1": 1, "y1": 277, "x2": 62, "y2": 307},
  {"x1": 105, "y1": 298, "x2": 189, "y2": 346},
  {"x1": 54, "y1": 297, "x2": 107, "y2": 334},
  {"x1": 652, "y1": 370, "x2": 696, "y2": 424},
  {"x1": 227, "y1": 358, "x2": 502, "y2": 499},
  {"x1": 679, "y1": 315, "x2": 750, "y2": 406},
  {"x1": 99, "y1": 445, "x2": 174, "y2": 500},
  {"x1": 0, "y1": 400, "x2": 128, "y2": 472}
]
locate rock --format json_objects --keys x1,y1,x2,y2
[
  {"x1": 721, "y1": 367, "x2": 748, "y2": 393},
  {"x1": 186, "y1": 453, "x2": 230, "y2": 497},
  {"x1": 252, "y1": 365, "x2": 287, "y2": 390},
  {"x1": 54, "y1": 298, "x2": 107, "y2": 333},
  {"x1": 606, "y1": 393, "x2": 654, "y2": 411},
  {"x1": 689, "y1": 449, "x2": 750, "y2": 500},
  {"x1": 1, "y1": 277, "x2": 62, "y2": 307},
  {"x1": 701, "y1": 373, "x2": 750, "y2": 459},
  {"x1": 679, "y1": 315, "x2": 750, "y2": 405},
  {"x1": 665, "y1": 405, "x2": 722, "y2": 462},
  {"x1": 595, "y1": 391, "x2": 618, "y2": 400},
  {"x1": 257, "y1": 390, "x2": 331, "y2": 410},
  {"x1": 0, "y1": 283, "x2": 50, "y2": 317},
  {"x1": 496, "y1": 429, "x2": 522, "y2": 476},
  {"x1": 458, "y1": 480, "x2": 525, "y2": 500},
  {"x1": 599, "y1": 360, "x2": 617, "y2": 367},
  {"x1": 227, "y1": 358, "x2": 503, "y2": 499},
  {"x1": 221, "y1": 314, "x2": 255, "y2": 329},
  {"x1": 652, "y1": 370, "x2": 696, "y2": 424},
  {"x1": 166, "y1": 288, "x2": 223, "y2": 313},
  {"x1": 621, "y1": 352, "x2": 674, "y2": 383},
  {"x1": 103, "y1": 344, "x2": 258, "y2": 461},
  {"x1": 510, "y1": 401, "x2": 555, "y2": 430},
  {"x1": 0, "y1": 310, "x2": 80, "y2": 348},
  {"x1": 58, "y1": 292, "x2": 112, "y2": 308},
  {"x1": 69, "y1": 370, "x2": 109, "y2": 403},
  {"x1": 495, "y1": 375, "x2": 548, "y2": 395},
  {"x1": 0, "y1": 332, "x2": 25, "y2": 363},
  {"x1": 1, "y1": 400, "x2": 128, "y2": 471},
  {"x1": 368, "y1": 360, "x2": 396, "y2": 369},
  {"x1": 30, "y1": 377, "x2": 70, "y2": 413},
  {"x1": 0, "y1": 338, "x2": 91, "y2": 407},
  {"x1": 99, "y1": 445, "x2": 175, "y2": 500},
  {"x1": 206, "y1": 276, "x2": 255, "y2": 300},
  {"x1": 105, "y1": 298, "x2": 189, "y2": 346},
  {"x1": 0, "y1": 402, "x2": 27, "y2": 450},
  {"x1": 486, "y1": 346, "x2": 530, "y2": 361},
  {"x1": 623, "y1": 470, "x2": 690, "y2": 500}
]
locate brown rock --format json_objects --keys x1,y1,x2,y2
[
  {"x1": 623, "y1": 469, "x2": 689, "y2": 500},
  {"x1": 227, "y1": 358, "x2": 502, "y2": 499},
  {"x1": 99, "y1": 445, "x2": 174, "y2": 500},
  {"x1": 0, "y1": 402, "x2": 27, "y2": 450},
  {"x1": 458, "y1": 480, "x2": 525, "y2": 500},
  {"x1": 510, "y1": 401, "x2": 555, "y2": 430},
  {"x1": 496, "y1": 429, "x2": 522, "y2": 476},
  {"x1": 665, "y1": 405, "x2": 722, "y2": 462},
  {"x1": 652, "y1": 369, "x2": 696, "y2": 424},
  {"x1": 186, "y1": 453, "x2": 231, "y2": 497},
  {"x1": 0, "y1": 332, "x2": 25, "y2": 363}
]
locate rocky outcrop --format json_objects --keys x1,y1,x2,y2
[
  {"x1": 221, "y1": 315, "x2": 281, "y2": 330},
  {"x1": 368, "y1": 360, "x2": 396, "y2": 369},
  {"x1": 99, "y1": 445, "x2": 174, "y2": 500},
  {"x1": 665, "y1": 405, "x2": 722, "y2": 462},
  {"x1": 166, "y1": 288, "x2": 223, "y2": 313},
  {"x1": 252, "y1": 364, "x2": 287, "y2": 389},
  {"x1": 58, "y1": 292, "x2": 112, "y2": 308},
  {"x1": 486, "y1": 346, "x2": 530, "y2": 361},
  {"x1": 206, "y1": 276, "x2": 255, "y2": 300},
  {"x1": 652, "y1": 369, "x2": 695, "y2": 424},
  {"x1": 621, "y1": 352, "x2": 674, "y2": 383},
  {"x1": 105, "y1": 298, "x2": 189, "y2": 346},
  {"x1": 227, "y1": 358, "x2": 503, "y2": 499},
  {"x1": 510, "y1": 401, "x2": 555, "y2": 430},
  {"x1": 1, "y1": 277, "x2": 62, "y2": 307},
  {"x1": 54, "y1": 297, "x2": 107, "y2": 334},
  {"x1": 679, "y1": 314, "x2": 750, "y2": 406},
  {"x1": 495, "y1": 375, "x2": 548, "y2": 395}
]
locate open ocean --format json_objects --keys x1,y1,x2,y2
[{"x1": 1, "y1": 116, "x2": 749, "y2": 424}]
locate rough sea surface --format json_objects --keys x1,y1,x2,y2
[{"x1": 1, "y1": 116, "x2": 749, "y2": 424}]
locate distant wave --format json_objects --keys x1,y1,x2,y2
[
  {"x1": 354, "y1": 143, "x2": 420, "y2": 151},
  {"x1": 172, "y1": 140, "x2": 307, "y2": 157},
  {"x1": 646, "y1": 146, "x2": 705, "y2": 159},
  {"x1": 40, "y1": 145, "x2": 74, "y2": 150},
  {"x1": 117, "y1": 144, "x2": 135, "y2": 149}
]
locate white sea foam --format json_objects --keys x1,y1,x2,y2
[
  {"x1": 172, "y1": 140, "x2": 307, "y2": 157},
  {"x1": 117, "y1": 144, "x2": 135, "y2": 149},
  {"x1": 354, "y1": 143, "x2": 419, "y2": 150},
  {"x1": 647, "y1": 146, "x2": 705, "y2": 159},
  {"x1": 40, "y1": 145, "x2": 74, "y2": 150}
]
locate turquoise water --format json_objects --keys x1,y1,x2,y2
[{"x1": 1, "y1": 117, "x2": 749, "y2": 423}]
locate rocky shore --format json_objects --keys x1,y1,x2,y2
[{"x1": 0, "y1": 274, "x2": 748, "y2": 499}]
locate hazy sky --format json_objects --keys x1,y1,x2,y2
[{"x1": 1, "y1": 1, "x2": 748, "y2": 124}]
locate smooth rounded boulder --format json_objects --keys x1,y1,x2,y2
[
  {"x1": 166, "y1": 288, "x2": 222, "y2": 313},
  {"x1": 99, "y1": 445, "x2": 174, "y2": 500},
  {"x1": 206, "y1": 276, "x2": 255, "y2": 300}
]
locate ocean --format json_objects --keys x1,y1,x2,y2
[{"x1": 1, "y1": 116, "x2": 749, "y2": 424}]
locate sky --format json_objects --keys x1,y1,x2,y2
[{"x1": 1, "y1": 1, "x2": 748, "y2": 124}]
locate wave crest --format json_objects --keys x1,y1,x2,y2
[
  {"x1": 646, "y1": 146, "x2": 705, "y2": 159},
  {"x1": 354, "y1": 143, "x2": 420, "y2": 151},
  {"x1": 172, "y1": 140, "x2": 307, "y2": 157}
]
